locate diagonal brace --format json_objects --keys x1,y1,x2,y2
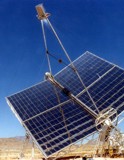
[{"x1": 45, "y1": 72, "x2": 97, "y2": 119}]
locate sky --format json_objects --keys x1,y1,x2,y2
[{"x1": 0, "y1": 0, "x2": 124, "y2": 138}]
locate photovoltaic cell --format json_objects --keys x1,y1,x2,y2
[
  {"x1": 55, "y1": 52, "x2": 114, "y2": 95},
  {"x1": 78, "y1": 66, "x2": 124, "y2": 114},
  {"x1": 24, "y1": 102, "x2": 95, "y2": 156},
  {"x1": 8, "y1": 81, "x2": 69, "y2": 121},
  {"x1": 6, "y1": 51, "x2": 124, "y2": 158}
]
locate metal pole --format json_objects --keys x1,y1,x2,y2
[
  {"x1": 31, "y1": 142, "x2": 35, "y2": 159},
  {"x1": 46, "y1": 18, "x2": 100, "y2": 113},
  {"x1": 41, "y1": 21, "x2": 52, "y2": 73},
  {"x1": 45, "y1": 72, "x2": 97, "y2": 118}
]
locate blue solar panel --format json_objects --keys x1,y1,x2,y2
[
  {"x1": 78, "y1": 65, "x2": 124, "y2": 114},
  {"x1": 8, "y1": 81, "x2": 69, "y2": 121},
  {"x1": 24, "y1": 102, "x2": 95, "y2": 156},
  {"x1": 55, "y1": 52, "x2": 114, "y2": 96},
  {"x1": 6, "y1": 51, "x2": 124, "y2": 158}
]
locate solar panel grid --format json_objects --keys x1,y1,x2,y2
[
  {"x1": 73, "y1": 52, "x2": 114, "y2": 86},
  {"x1": 8, "y1": 81, "x2": 69, "y2": 121},
  {"x1": 55, "y1": 52, "x2": 114, "y2": 97},
  {"x1": 90, "y1": 68, "x2": 123, "y2": 110},
  {"x1": 115, "y1": 96, "x2": 124, "y2": 113},
  {"x1": 44, "y1": 124, "x2": 96, "y2": 156},
  {"x1": 6, "y1": 51, "x2": 124, "y2": 158},
  {"x1": 24, "y1": 101, "x2": 95, "y2": 156},
  {"x1": 55, "y1": 68, "x2": 84, "y2": 96},
  {"x1": 78, "y1": 66, "x2": 124, "y2": 115},
  {"x1": 97, "y1": 78, "x2": 124, "y2": 109}
]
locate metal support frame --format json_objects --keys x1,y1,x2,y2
[
  {"x1": 45, "y1": 72, "x2": 124, "y2": 157},
  {"x1": 18, "y1": 4, "x2": 124, "y2": 158},
  {"x1": 94, "y1": 107, "x2": 124, "y2": 157},
  {"x1": 36, "y1": 4, "x2": 100, "y2": 115},
  {"x1": 19, "y1": 133, "x2": 30, "y2": 159},
  {"x1": 45, "y1": 72, "x2": 97, "y2": 118}
]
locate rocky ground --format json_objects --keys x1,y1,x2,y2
[
  {"x1": 0, "y1": 137, "x2": 96, "y2": 160},
  {"x1": 0, "y1": 137, "x2": 42, "y2": 160}
]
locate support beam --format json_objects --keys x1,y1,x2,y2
[{"x1": 45, "y1": 72, "x2": 97, "y2": 119}]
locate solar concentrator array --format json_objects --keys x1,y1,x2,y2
[
  {"x1": 78, "y1": 65, "x2": 124, "y2": 114},
  {"x1": 6, "y1": 51, "x2": 124, "y2": 158}
]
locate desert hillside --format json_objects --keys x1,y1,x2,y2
[
  {"x1": 0, "y1": 137, "x2": 95, "y2": 160},
  {"x1": 0, "y1": 137, "x2": 42, "y2": 160}
]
